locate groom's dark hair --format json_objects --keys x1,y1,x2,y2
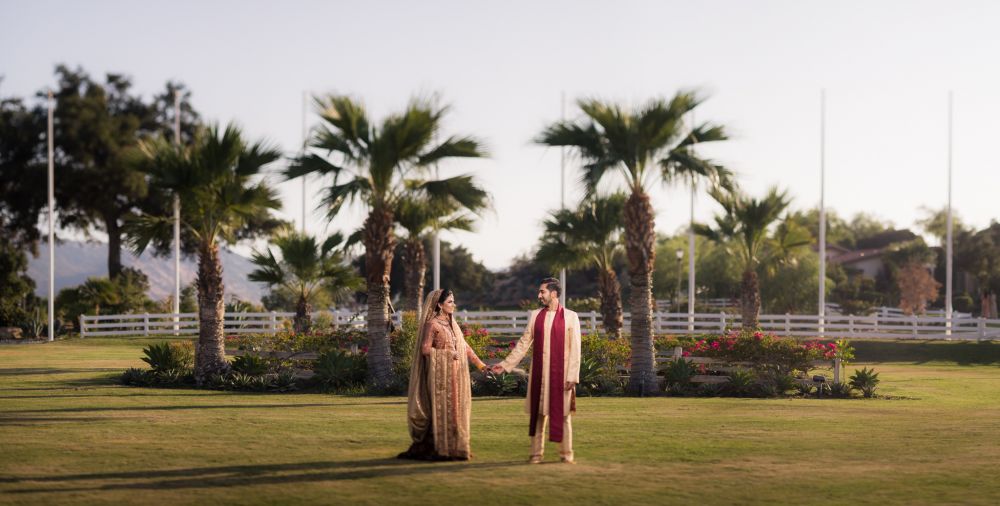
[{"x1": 540, "y1": 277, "x2": 561, "y2": 297}]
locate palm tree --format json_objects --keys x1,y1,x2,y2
[
  {"x1": 249, "y1": 231, "x2": 362, "y2": 334},
  {"x1": 694, "y1": 186, "x2": 801, "y2": 330},
  {"x1": 395, "y1": 192, "x2": 488, "y2": 316},
  {"x1": 286, "y1": 94, "x2": 487, "y2": 388},
  {"x1": 537, "y1": 92, "x2": 732, "y2": 395},
  {"x1": 126, "y1": 123, "x2": 283, "y2": 382},
  {"x1": 537, "y1": 194, "x2": 626, "y2": 339}
]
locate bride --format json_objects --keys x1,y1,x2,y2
[{"x1": 398, "y1": 289, "x2": 488, "y2": 461}]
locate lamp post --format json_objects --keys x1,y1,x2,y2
[{"x1": 675, "y1": 249, "x2": 684, "y2": 313}]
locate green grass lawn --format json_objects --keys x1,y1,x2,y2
[{"x1": 1, "y1": 338, "x2": 999, "y2": 505}]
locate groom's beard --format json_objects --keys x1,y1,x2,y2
[{"x1": 537, "y1": 297, "x2": 546, "y2": 307}]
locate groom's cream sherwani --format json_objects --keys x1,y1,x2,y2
[{"x1": 499, "y1": 307, "x2": 582, "y2": 459}]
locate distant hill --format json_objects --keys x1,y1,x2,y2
[{"x1": 26, "y1": 241, "x2": 266, "y2": 304}]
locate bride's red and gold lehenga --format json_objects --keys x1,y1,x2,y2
[{"x1": 398, "y1": 290, "x2": 474, "y2": 461}]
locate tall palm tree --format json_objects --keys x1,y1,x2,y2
[
  {"x1": 536, "y1": 194, "x2": 626, "y2": 339},
  {"x1": 286, "y1": 94, "x2": 487, "y2": 388},
  {"x1": 537, "y1": 92, "x2": 732, "y2": 395},
  {"x1": 694, "y1": 186, "x2": 801, "y2": 330},
  {"x1": 396, "y1": 191, "x2": 488, "y2": 316},
  {"x1": 249, "y1": 231, "x2": 362, "y2": 334},
  {"x1": 126, "y1": 123, "x2": 282, "y2": 382}
]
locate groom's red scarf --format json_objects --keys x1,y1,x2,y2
[{"x1": 528, "y1": 306, "x2": 566, "y2": 442}]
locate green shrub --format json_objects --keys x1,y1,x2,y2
[
  {"x1": 228, "y1": 372, "x2": 256, "y2": 390},
  {"x1": 829, "y1": 381, "x2": 855, "y2": 398},
  {"x1": 120, "y1": 367, "x2": 151, "y2": 386},
  {"x1": 390, "y1": 312, "x2": 420, "y2": 379},
  {"x1": 724, "y1": 368, "x2": 757, "y2": 397},
  {"x1": 140, "y1": 341, "x2": 193, "y2": 373},
  {"x1": 849, "y1": 367, "x2": 880, "y2": 398},
  {"x1": 472, "y1": 371, "x2": 523, "y2": 396},
  {"x1": 795, "y1": 382, "x2": 814, "y2": 396},
  {"x1": 151, "y1": 368, "x2": 191, "y2": 386},
  {"x1": 696, "y1": 382, "x2": 723, "y2": 397},
  {"x1": 576, "y1": 357, "x2": 603, "y2": 396},
  {"x1": 313, "y1": 349, "x2": 366, "y2": 389},
  {"x1": 231, "y1": 354, "x2": 269, "y2": 375},
  {"x1": 759, "y1": 369, "x2": 797, "y2": 395},
  {"x1": 581, "y1": 333, "x2": 630, "y2": 377},
  {"x1": 272, "y1": 370, "x2": 298, "y2": 392},
  {"x1": 661, "y1": 358, "x2": 696, "y2": 394}
]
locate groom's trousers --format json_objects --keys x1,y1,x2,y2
[{"x1": 530, "y1": 414, "x2": 573, "y2": 460}]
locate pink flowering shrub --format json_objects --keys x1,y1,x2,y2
[{"x1": 680, "y1": 329, "x2": 839, "y2": 375}]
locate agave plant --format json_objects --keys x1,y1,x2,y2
[{"x1": 849, "y1": 367, "x2": 880, "y2": 398}]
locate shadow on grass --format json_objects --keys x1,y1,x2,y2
[
  {"x1": 0, "y1": 415, "x2": 109, "y2": 426},
  {"x1": 0, "y1": 368, "x2": 122, "y2": 376},
  {"x1": 2, "y1": 399, "x2": 413, "y2": 414},
  {"x1": 853, "y1": 340, "x2": 1000, "y2": 365},
  {"x1": 4, "y1": 458, "x2": 523, "y2": 493}
]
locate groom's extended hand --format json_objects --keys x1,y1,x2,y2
[
  {"x1": 565, "y1": 381, "x2": 577, "y2": 391},
  {"x1": 490, "y1": 364, "x2": 505, "y2": 374}
]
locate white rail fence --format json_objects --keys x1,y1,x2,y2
[{"x1": 80, "y1": 310, "x2": 1000, "y2": 340}]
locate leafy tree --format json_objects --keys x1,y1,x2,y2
[
  {"x1": 0, "y1": 93, "x2": 47, "y2": 251},
  {"x1": 0, "y1": 243, "x2": 39, "y2": 330},
  {"x1": 897, "y1": 262, "x2": 941, "y2": 315}
]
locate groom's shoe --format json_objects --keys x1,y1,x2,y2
[
  {"x1": 560, "y1": 456, "x2": 576, "y2": 464},
  {"x1": 527, "y1": 456, "x2": 543, "y2": 464}
]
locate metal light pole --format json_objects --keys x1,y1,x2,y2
[
  {"x1": 172, "y1": 90, "x2": 181, "y2": 320},
  {"x1": 433, "y1": 163, "x2": 441, "y2": 291},
  {"x1": 674, "y1": 249, "x2": 684, "y2": 313},
  {"x1": 687, "y1": 113, "x2": 697, "y2": 331},
  {"x1": 946, "y1": 91, "x2": 953, "y2": 335},
  {"x1": 559, "y1": 91, "x2": 566, "y2": 306},
  {"x1": 47, "y1": 91, "x2": 55, "y2": 341},
  {"x1": 301, "y1": 90, "x2": 308, "y2": 234},
  {"x1": 819, "y1": 89, "x2": 827, "y2": 338}
]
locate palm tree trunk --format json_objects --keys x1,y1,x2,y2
[
  {"x1": 105, "y1": 215, "x2": 123, "y2": 279},
  {"x1": 195, "y1": 240, "x2": 228, "y2": 383},
  {"x1": 401, "y1": 237, "x2": 426, "y2": 315},
  {"x1": 740, "y1": 267, "x2": 761, "y2": 330},
  {"x1": 623, "y1": 190, "x2": 657, "y2": 395},
  {"x1": 294, "y1": 294, "x2": 312, "y2": 334},
  {"x1": 598, "y1": 267, "x2": 623, "y2": 339},
  {"x1": 364, "y1": 207, "x2": 396, "y2": 388}
]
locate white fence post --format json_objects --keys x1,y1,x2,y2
[
  {"x1": 79, "y1": 314, "x2": 85, "y2": 338},
  {"x1": 784, "y1": 313, "x2": 790, "y2": 334},
  {"x1": 719, "y1": 312, "x2": 727, "y2": 332},
  {"x1": 270, "y1": 311, "x2": 278, "y2": 333},
  {"x1": 848, "y1": 315, "x2": 855, "y2": 336},
  {"x1": 978, "y1": 317, "x2": 986, "y2": 339},
  {"x1": 590, "y1": 312, "x2": 598, "y2": 333},
  {"x1": 911, "y1": 314, "x2": 918, "y2": 338},
  {"x1": 143, "y1": 313, "x2": 150, "y2": 337}
]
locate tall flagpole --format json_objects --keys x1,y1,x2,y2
[
  {"x1": 47, "y1": 91, "x2": 55, "y2": 341},
  {"x1": 433, "y1": 161, "x2": 441, "y2": 290},
  {"x1": 433, "y1": 129, "x2": 441, "y2": 291},
  {"x1": 172, "y1": 90, "x2": 181, "y2": 320},
  {"x1": 819, "y1": 89, "x2": 827, "y2": 338},
  {"x1": 559, "y1": 91, "x2": 567, "y2": 307},
  {"x1": 687, "y1": 112, "x2": 696, "y2": 331},
  {"x1": 946, "y1": 91, "x2": 953, "y2": 335},
  {"x1": 301, "y1": 90, "x2": 308, "y2": 234}
]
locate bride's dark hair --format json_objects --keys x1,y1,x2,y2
[{"x1": 435, "y1": 289, "x2": 453, "y2": 314}]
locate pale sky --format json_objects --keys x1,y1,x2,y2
[{"x1": 3, "y1": 0, "x2": 1000, "y2": 269}]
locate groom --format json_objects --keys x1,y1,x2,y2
[{"x1": 491, "y1": 278, "x2": 582, "y2": 464}]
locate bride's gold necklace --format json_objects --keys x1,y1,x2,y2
[{"x1": 434, "y1": 315, "x2": 457, "y2": 350}]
